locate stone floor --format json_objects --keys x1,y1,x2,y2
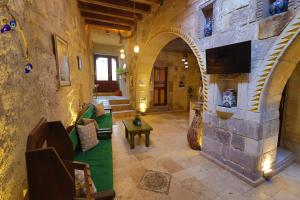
[{"x1": 111, "y1": 112, "x2": 300, "y2": 200}]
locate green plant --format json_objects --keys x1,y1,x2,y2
[
  {"x1": 188, "y1": 86, "x2": 193, "y2": 97},
  {"x1": 117, "y1": 67, "x2": 127, "y2": 75}
]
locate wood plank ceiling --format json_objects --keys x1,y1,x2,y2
[{"x1": 78, "y1": 0, "x2": 161, "y2": 31}]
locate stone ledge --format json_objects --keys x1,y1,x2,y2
[
  {"x1": 216, "y1": 106, "x2": 237, "y2": 114},
  {"x1": 258, "y1": 10, "x2": 294, "y2": 40}
]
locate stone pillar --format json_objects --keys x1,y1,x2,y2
[{"x1": 202, "y1": 112, "x2": 264, "y2": 182}]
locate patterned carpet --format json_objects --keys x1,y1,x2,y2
[{"x1": 138, "y1": 170, "x2": 172, "y2": 194}]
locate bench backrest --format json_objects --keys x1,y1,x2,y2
[
  {"x1": 69, "y1": 104, "x2": 95, "y2": 152},
  {"x1": 26, "y1": 118, "x2": 75, "y2": 200}
]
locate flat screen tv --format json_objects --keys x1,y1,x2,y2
[{"x1": 206, "y1": 41, "x2": 251, "y2": 74}]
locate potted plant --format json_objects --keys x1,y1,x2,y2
[{"x1": 188, "y1": 86, "x2": 193, "y2": 98}]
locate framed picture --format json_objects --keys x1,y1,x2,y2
[
  {"x1": 77, "y1": 56, "x2": 83, "y2": 70},
  {"x1": 53, "y1": 34, "x2": 71, "y2": 87}
]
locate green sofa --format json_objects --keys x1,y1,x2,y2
[{"x1": 69, "y1": 104, "x2": 114, "y2": 198}]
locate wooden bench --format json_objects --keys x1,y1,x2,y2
[{"x1": 25, "y1": 118, "x2": 115, "y2": 200}]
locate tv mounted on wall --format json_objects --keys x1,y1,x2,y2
[{"x1": 206, "y1": 41, "x2": 251, "y2": 74}]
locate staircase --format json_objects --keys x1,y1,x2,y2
[
  {"x1": 109, "y1": 98, "x2": 136, "y2": 120},
  {"x1": 147, "y1": 105, "x2": 170, "y2": 113}
]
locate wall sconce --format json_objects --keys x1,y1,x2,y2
[
  {"x1": 139, "y1": 97, "x2": 147, "y2": 113},
  {"x1": 134, "y1": 45, "x2": 140, "y2": 54}
]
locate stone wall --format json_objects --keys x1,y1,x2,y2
[
  {"x1": 150, "y1": 51, "x2": 201, "y2": 110},
  {"x1": 0, "y1": 0, "x2": 91, "y2": 199},
  {"x1": 127, "y1": 0, "x2": 300, "y2": 183},
  {"x1": 281, "y1": 62, "x2": 300, "y2": 161}
]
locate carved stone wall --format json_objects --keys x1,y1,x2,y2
[
  {"x1": 129, "y1": 0, "x2": 300, "y2": 184},
  {"x1": 0, "y1": 0, "x2": 91, "y2": 199}
]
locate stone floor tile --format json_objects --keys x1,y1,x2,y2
[
  {"x1": 111, "y1": 112, "x2": 300, "y2": 200},
  {"x1": 127, "y1": 166, "x2": 146, "y2": 185},
  {"x1": 158, "y1": 158, "x2": 184, "y2": 174}
]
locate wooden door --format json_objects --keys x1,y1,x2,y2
[
  {"x1": 153, "y1": 67, "x2": 167, "y2": 105},
  {"x1": 94, "y1": 55, "x2": 119, "y2": 92}
]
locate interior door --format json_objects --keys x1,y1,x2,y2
[
  {"x1": 279, "y1": 82, "x2": 289, "y2": 147},
  {"x1": 94, "y1": 55, "x2": 119, "y2": 92},
  {"x1": 153, "y1": 67, "x2": 167, "y2": 105}
]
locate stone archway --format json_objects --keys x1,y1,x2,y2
[
  {"x1": 134, "y1": 27, "x2": 208, "y2": 112},
  {"x1": 247, "y1": 14, "x2": 300, "y2": 174},
  {"x1": 249, "y1": 14, "x2": 300, "y2": 113}
]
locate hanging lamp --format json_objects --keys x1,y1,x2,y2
[{"x1": 133, "y1": 0, "x2": 139, "y2": 54}]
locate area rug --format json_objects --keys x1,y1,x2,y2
[{"x1": 138, "y1": 170, "x2": 172, "y2": 194}]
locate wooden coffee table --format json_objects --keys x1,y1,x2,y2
[{"x1": 122, "y1": 119, "x2": 153, "y2": 149}]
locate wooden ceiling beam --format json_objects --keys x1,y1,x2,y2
[
  {"x1": 81, "y1": 11, "x2": 135, "y2": 26},
  {"x1": 79, "y1": 0, "x2": 151, "y2": 14},
  {"x1": 78, "y1": 1, "x2": 143, "y2": 20},
  {"x1": 134, "y1": 0, "x2": 161, "y2": 6},
  {"x1": 85, "y1": 19, "x2": 132, "y2": 31}
]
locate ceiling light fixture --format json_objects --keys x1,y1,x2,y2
[
  {"x1": 133, "y1": 1, "x2": 139, "y2": 54},
  {"x1": 120, "y1": 53, "x2": 125, "y2": 59},
  {"x1": 134, "y1": 45, "x2": 140, "y2": 54}
]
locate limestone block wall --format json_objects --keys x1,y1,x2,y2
[
  {"x1": 127, "y1": 0, "x2": 300, "y2": 183},
  {"x1": 0, "y1": 0, "x2": 92, "y2": 199}
]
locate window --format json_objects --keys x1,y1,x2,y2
[
  {"x1": 112, "y1": 58, "x2": 117, "y2": 81},
  {"x1": 96, "y1": 57, "x2": 109, "y2": 81},
  {"x1": 95, "y1": 56, "x2": 119, "y2": 81}
]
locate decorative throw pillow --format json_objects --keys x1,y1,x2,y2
[
  {"x1": 75, "y1": 169, "x2": 97, "y2": 196},
  {"x1": 76, "y1": 123, "x2": 99, "y2": 152},
  {"x1": 95, "y1": 103, "x2": 105, "y2": 117},
  {"x1": 78, "y1": 118, "x2": 100, "y2": 130}
]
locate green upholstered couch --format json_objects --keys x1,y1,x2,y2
[{"x1": 69, "y1": 104, "x2": 114, "y2": 199}]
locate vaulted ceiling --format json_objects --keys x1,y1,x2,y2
[{"x1": 78, "y1": 0, "x2": 162, "y2": 31}]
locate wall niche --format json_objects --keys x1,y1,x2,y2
[
  {"x1": 259, "y1": 0, "x2": 290, "y2": 19},
  {"x1": 198, "y1": 0, "x2": 215, "y2": 39},
  {"x1": 212, "y1": 74, "x2": 248, "y2": 115}
]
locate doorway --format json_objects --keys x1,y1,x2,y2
[
  {"x1": 278, "y1": 61, "x2": 300, "y2": 161},
  {"x1": 153, "y1": 67, "x2": 168, "y2": 106},
  {"x1": 94, "y1": 55, "x2": 119, "y2": 92}
]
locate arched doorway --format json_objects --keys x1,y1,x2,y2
[
  {"x1": 147, "y1": 38, "x2": 202, "y2": 113},
  {"x1": 279, "y1": 61, "x2": 300, "y2": 161},
  {"x1": 133, "y1": 28, "x2": 208, "y2": 113},
  {"x1": 255, "y1": 14, "x2": 300, "y2": 173}
]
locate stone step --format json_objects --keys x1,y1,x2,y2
[
  {"x1": 95, "y1": 92, "x2": 115, "y2": 96},
  {"x1": 109, "y1": 99, "x2": 130, "y2": 105},
  {"x1": 147, "y1": 105, "x2": 170, "y2": 113},
  {"x1": 274, "y1": 148, "x2": 296, "y2": 174},
  {"x1": 111, "y1": 104, "x2": 132, "y2": 112},
  {"x1": 112, "y1": 110, "x2": 136, "y2": 119}
]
